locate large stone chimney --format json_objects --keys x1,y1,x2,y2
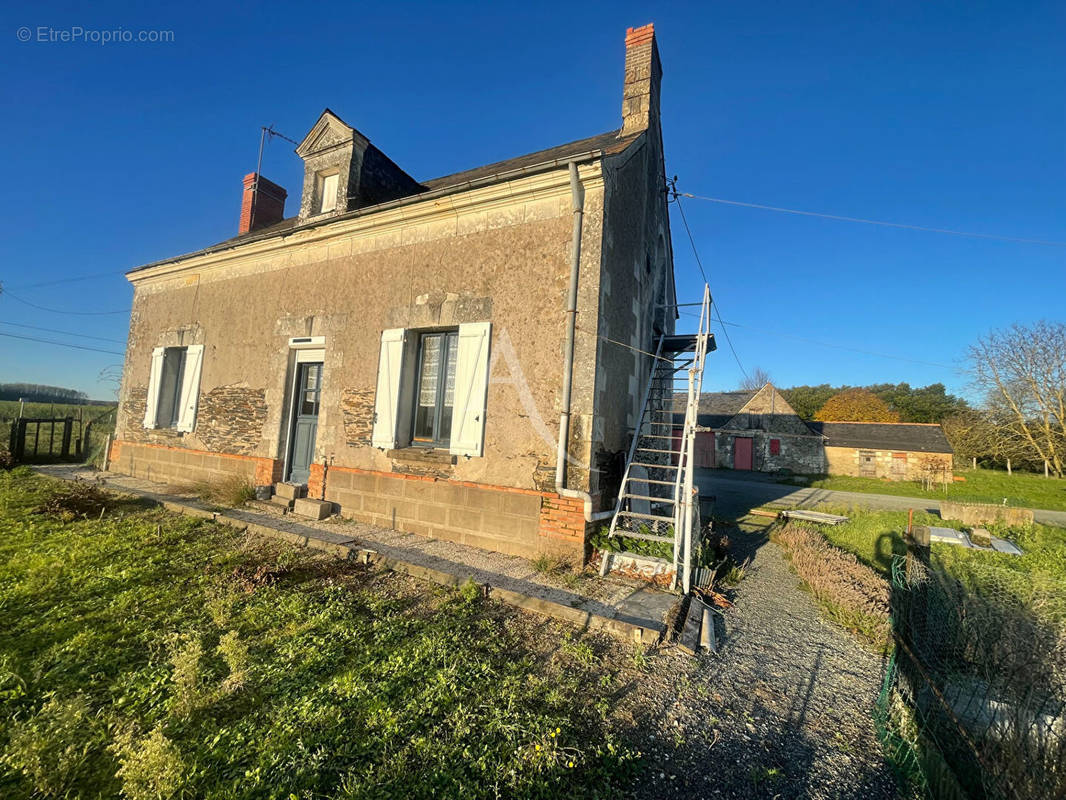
[
  {"x1": 620, "y1": 24, "x2": 662, "y2": 137},
  {"x1": 239, "y1": 173, "x2": 287, "y2": 235}
]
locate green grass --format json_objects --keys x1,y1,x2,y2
[
  {"x1": 0, "y1": 469, "x2": 640, "y2": 799},
  {"x1": 807, "y1": 504, "x2": 1066, "y2": 628},
  {"x1": 0, "y1": 401, "x2": 116, "y2": 466},
  {"x1": 800, "y1": 467, "x2": 1066, "y2": 512}
]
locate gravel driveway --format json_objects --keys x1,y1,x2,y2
[{"x1": 618, "y1": 519, "x2": 898, "y2": 799}]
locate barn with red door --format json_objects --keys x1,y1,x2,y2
[{"x1": 674, "y1": 383, "x2": 825, "y2": 475}]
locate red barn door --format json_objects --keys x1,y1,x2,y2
[{"x1": 734, "y1": 437, "x2": 753, "y2": 470}]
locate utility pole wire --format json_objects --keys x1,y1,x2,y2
[
  {"x1": 678, "y1": 194, "x2": 1066, "y2": 247},
  {"x1": 0, "y1": 331, "x2": 124, "y2": 356},
  {"x1": 669, "y1": 179, "x2": 751, "y2": 384},
  {"x1": 0, "y1": 287, "x2": 130, "y2": 316}
]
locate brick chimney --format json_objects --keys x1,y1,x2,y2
[
  {"x1": 239, "y1": 173, "x2": 288, "y2": 235},
  {"x1": 620, "y1": 24, "x2": 662, "y2": 137}
]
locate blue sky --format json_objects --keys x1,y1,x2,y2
[{"x1": 1, "y1": 1, "x2": 1063, "y2": 401}]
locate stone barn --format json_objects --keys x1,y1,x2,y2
[
  {"x1": 676, "y1": 383, "x2": 825, "y2": 474},
  {"x1": 809, "y1": 422, "x2": 954, "y2": 481},
  {"x1": 110, "y1": 25, "x2": 680, "y2": 563}
]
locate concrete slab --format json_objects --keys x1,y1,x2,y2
[{"x1": 293, "y1": 498, "x2": 331, "y2": 520}]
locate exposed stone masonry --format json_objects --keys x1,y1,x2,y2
[
  {"x1": 197, "y1": 385, "x2": 267, "y2": 455},
  {"x1": 340, "y1": 388, "x2": 375, "y2": 446}
]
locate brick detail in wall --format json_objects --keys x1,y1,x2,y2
[
  {"x1": 340, "y1": 388, "x2": 375, "y2": 447},
  {"x1": 538, "y1": 495, "x2": 587, "y2": 543},
  {"x1": 196, "y1": 385, "x2": 268, "y2": 456}
]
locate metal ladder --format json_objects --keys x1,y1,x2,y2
[{"x1": 605, "y1": 284, "x2": 713, "y2": 592}]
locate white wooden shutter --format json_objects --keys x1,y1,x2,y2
[
  {"x1": 143, "y1": 347, "x2": 165, "y2": 429},
  {"x1": 175, "y1": 345, "x2": 204, "y2": 433},
  {"x1": 371, "y1": 328, "x2": 406, "y2": 449},
  {"x1": 450, "y1": 322, "x2": 491, "y2": 457}
]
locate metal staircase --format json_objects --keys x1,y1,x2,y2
[{"x1": 605, "y1": 284, "x2": 714, "y2": 592}]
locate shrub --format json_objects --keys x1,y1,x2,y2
[
  {"x1": 774, "y1": 522, "x2": 891, "y2": 649},
  {"x1": 167, "y1": 633, "x2": 204, "y2": 717},
  {"x1": 217, "y1": 630, "x2": 249, "y2": 691},
  {"x1": 2, "y1": 694, "x2": 102, "y2": 797},
  {"x1": 112, "y1": 726, "x2": 185, "y2": 800}
]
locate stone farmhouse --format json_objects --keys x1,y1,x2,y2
[
  {"x1": 679, "y1": 384, "x2": 954, "y2": 480},
  {"x1": 111, "y1": 25, "x2": 677, "y2": 562},
  {"x1": 808, "y1": 421, "x2": 954, "y2": 481}
]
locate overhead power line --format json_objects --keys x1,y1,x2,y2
[
  {"x1": 669, "y1": 183, "x2": 751, "y2": 384},
  {"x1": 676, "y1": 308, "x2": 958, "y2": 370},
  {"x1": 0, "y1": 331, "x2": 124, "y2": 356},
  {"x1": 0, "y1": 320, "x2": 127, "y2": 344},
  {"x1": 0, "y1": 288, "x2": 130, "y2": 316},
  {"x1": 3, "y1": 270, "x2": 126, "y2": 290},
  {"x1": 677, "y1": 194, "x2": 1066, "y2": 247}
]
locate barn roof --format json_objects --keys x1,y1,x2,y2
[{"x1": 808, "y1": 422, "x2": 954, "y2": 454}]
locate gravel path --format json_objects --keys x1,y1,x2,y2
[{"x1": 618, "y1": 519, "x2": 898, "y2": 799}]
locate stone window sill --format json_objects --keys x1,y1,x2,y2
[{"x1": 385, "y1": 447, "x2": 457, "y2": 466}]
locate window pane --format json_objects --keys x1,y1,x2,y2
[
  {"x1": 414, "y1": 335, "x2": 441, "y2": 440},
  {"x1": 157, "y1": 348, "x2": 186, "y2": 428},
  {"x1": 439, "y1": 333, "x2": 458, "y2": 442},
  {"x1": 300, "y1": 364, "x2": 321, "y2": 416}
]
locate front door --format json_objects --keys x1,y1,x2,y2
[
  {"x1": 734, "y1": 436, "x2": 753, "y2": 470},
  {"x1": 287, "y1": 362, "x2": 322, "y2": 485}
]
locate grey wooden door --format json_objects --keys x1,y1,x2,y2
[{"x1": 287, "y1": 362, "x2": 322, "y2": 485}]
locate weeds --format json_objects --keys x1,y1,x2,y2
[
  {"x1": 180, "y1": 474, "x2": 256, "y2": 507},
  {"x1": 32, "y1": 481, "x2": 108, "y2": 519},
  {"x1": 2, "y1": 694, "x2": 102, "y2": 797},
  {"x1": 773, "y1": 522, "x2": 891, "y2": 650},
  {"x1": 111, "y1": 726, "x2": 185, "y2": 800},
  {"x1": 1, "y1": 471, "x2": 643, "y2": 799}
]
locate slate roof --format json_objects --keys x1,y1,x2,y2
[
  {"x1": 671, "y1": 390, "x2": 756, "y2": 428},
  {"x1": 129, "y1": 129, "x2": 640, "y2": 274},
  {"x1": 808, "y1": 422, "x2": 954, "y2": 454}
]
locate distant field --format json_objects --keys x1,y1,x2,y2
[
  {"x1": 0, "y1": 400, "x2": 117, "y2": 465},
  {"x1": 801, "y1": 468, "x2": 1066, "y2": 512}
]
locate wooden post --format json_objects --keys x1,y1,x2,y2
[
  {"x1": 60, "y1": 417, "x2": 73, "y2": 458},
  {"x1": 1007, "y1": 458, "x2": 1012, "y2": 476},
  {"x1": 972, "y1": 457, "x2": 976, "y2": 469},
  {"x1": 49, "y1": 420, "x2": 55, "y2": 455},
  {"x1": 102, "y1": 433, "x2": 112, "y2": 471},
  {"x1": 1045, "y1": 460, "x2": 1050, "y2": 478}
]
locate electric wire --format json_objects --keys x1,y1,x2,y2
[
  {"x1": 676, "y1": 193, "x2": 1066, "y2": 247},
  {"x1": 675, "y1": 309, "x2": 958, "y2": 370},
  {"x1": 0, "y1": 320, "x2": 126, "y2": 344},
  {"x1": 670, "y1": 187, "x2": 751, "y2": 384},
  {"x1": 0, "y1": 289, "x2": 130, "y2": 316},
  {"x1": 0, "y1": 331, "x2": 124, "y2": 356}
]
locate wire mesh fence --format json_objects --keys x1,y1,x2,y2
[{"x1": 876, "y1": 550, "x2": 1066, "y2": 799}]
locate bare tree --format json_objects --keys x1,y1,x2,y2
[
  {"x1": 739, "y1": 366, "x2": 772, "y2": 391},
  {"x1": 969, "y1": 321, "x2": 1066, "y2": 477}
]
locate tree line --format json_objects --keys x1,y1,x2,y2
[
  {"x1": 750, "y1": 321, "x2": 1065, "y2": 477},
  {"x1": 777, "y1": 382, "x2": 969, "y2": 424},
  {"x1": 0, "y1": 383, "x2": 90, "y2": 404}
]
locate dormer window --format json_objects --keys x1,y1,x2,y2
[{"x1": 316, "y1": 171, "x2": 339, "y2": 214}]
